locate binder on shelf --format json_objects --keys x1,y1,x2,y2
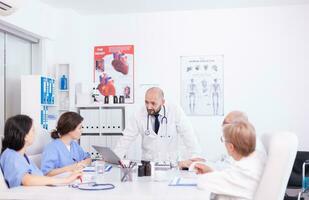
[
  {"x1": 42, "y1": 106, "x2": 46, "y2": 129},
  {"x1": 99, "y1": 109, "x2": 106, "y2": 134},
  {"x1": 40, "y1": 77, "x2": 43, "y2": 104},
  {"x1": 40, "y1": 107, "x2": 43, "y2": 125},
  {"x1": 112, "y1": 108, "x2": 123, "y2": 132},
  {"x1": 47, "y1": 78, "x2": 51, "y2": 104},
  {"x1": 105, "y1": 109, "x2": 112, "y2": 133},
  {"x1": 44, "y1": 77, "x2": 48, "y2": 104},
  {"x1": 92, "y1": 109, "x2": 100, "y2": 133},
  {"x1": 80, "y1": 109, "x2": 91, "y2": 133},
  {"x1": 41, "y1": 77, "x2": 47, "y2": 104},
  {"x1": 51, "y1": 79, "x2": 55, "y2": 104},
  {"x1": 45, "y1": 78, "x2": 48, "y2": 104},
  {"x1": 45, "y1": 106, "x2": 48, "y2": 130},
  {"x1": 89, "y1": 110, "x2": 94, "y2": 133}
]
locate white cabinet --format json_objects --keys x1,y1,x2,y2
[
  {"x1": 77, "y1": 105, "x2": 125, "y2": 155},
  {"x1": 21, "y1": 75, "x2": 57, "y2": 132}
]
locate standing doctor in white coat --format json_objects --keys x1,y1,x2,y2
[{"x1": 114, "y1": 87, "x2": 201, "y2": 163}]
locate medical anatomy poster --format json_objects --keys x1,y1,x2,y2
[
  {"x1": 181, "y1": 55, "x2": 224, "y2": 116},
  {"x1": 94, "y1": 45, "x2": 134, "y2": 103}
]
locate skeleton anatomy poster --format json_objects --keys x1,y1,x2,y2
[
  {"x1": 94, "y1": 45, "x2": 134, "y2": 103},
  {"x1": 181, "y1": 55, "x2": 224, "y2": 116}
]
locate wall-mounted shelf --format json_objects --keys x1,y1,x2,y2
[{"x1": 55, "y1": 64, "x2": 71, "y2": 113}]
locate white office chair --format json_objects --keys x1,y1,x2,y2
[
  {"x1": 0, "y1": 167, "x2": 8, "y2": 190},
  {"x1": 254, "y1": 131, "x2": 298, "y2": 200},
  {"x1": 0, "y1": 135, "x2": 8, "y2": 190},
  {"x1": 26, "y1": 129, "x2": 51, "y2": 168}
]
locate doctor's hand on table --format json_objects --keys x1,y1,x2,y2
[
  {"x1": 194, "y1": 163, "x2": 213, "y2": 174},
  {"x1": 178, "y1": 157, "x2": 206, "y2": 170}
]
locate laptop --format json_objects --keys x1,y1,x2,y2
[{"x1": 92, "y1": 145, "x2": 121, "y2": 165}]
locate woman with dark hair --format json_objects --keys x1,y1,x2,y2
[
  {"x1": 41, "y1": 112, "x2": 91, "y2": 176},
  {"x1": 0, "y1": 115, "x2": 81, "y2": 188}
]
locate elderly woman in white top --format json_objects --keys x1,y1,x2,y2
[{"x1": 193, "y1": 120, "x2": 266, "y2": 200}]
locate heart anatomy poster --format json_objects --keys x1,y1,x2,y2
[
  {"x1": 94, "y1": 45, "x2": 134, "y2": 103},
  {"x1": 181, "y1": 55, "x2": 224, "y2": 116}
]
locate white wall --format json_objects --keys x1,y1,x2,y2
[
  {"x1": 2, "y1": 2, "x2": 309, "y2": 159},
  {"x1": 78, "y1": 5, "x2": 309, "y2": 158},
  {"x1": 1, "y1": 0, "x2": 57, "y2": 74},
  {"x1": 0, "y1": 0, "x2": 87, "y2": 109}
]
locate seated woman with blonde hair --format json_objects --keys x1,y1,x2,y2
[{"x1": 193, "y1": 121, "x2": 266, "y2": 200}]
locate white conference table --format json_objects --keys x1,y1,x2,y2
[{"x1": 0, "y1": 166, "x2": 210, "y2": 200}]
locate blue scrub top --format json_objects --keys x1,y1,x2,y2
[
  {"x1": 0, "y1": 148, "x2": 43, "y2": 188},
  {"x1": 41, "y1": 139, "x2": 90, "y2": 175}
]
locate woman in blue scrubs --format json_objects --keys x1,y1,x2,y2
[
  {"x1": 41, "y1": 112, "x2": 91, "y2": 176},
  {"x1": 0, "y1": 115, "x2": 81, "y2": 188}
]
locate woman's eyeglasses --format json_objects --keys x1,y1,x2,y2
[{"x1": 220, "y1": 136, "x2": 229, "y2": 143}]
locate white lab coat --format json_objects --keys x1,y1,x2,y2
[
  {"x1": 114, "y1": 103, "x2": 201, "y2": 161},
  {"x1": 197, "y1": 151, "x2": 266, "y2": 200}
]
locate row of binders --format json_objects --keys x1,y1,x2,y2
[
  {"x1": 79, "y1": 108, "x2": 124, "y2": 134},
  {"x1": 41, "y1": 77, "x2": 55, "y2": 104},
  {"x1": 41, "y1": 105, "x2": 49, "y2": 130}
]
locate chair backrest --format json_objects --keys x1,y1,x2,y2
[
  {"x1": 288, "y1": 151, "x2": 309, "y2": 187},
  {"x1": 254, "y1": 131, "x2": 298, "y2": 200},
  {"x1": 0, "y1": 167, "x2": 8, "y2": 190},
  {"x1": 26, "y1": 130, "x2": 51, "y2": 168}
]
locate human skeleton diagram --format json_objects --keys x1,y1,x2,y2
[
  {"x1": 211, "y1": 78, "x2": 220, "y2": 115},
  {"x1": 188, "y1": 78, "x2": 198, "y2": 113},
  {"x1": 201, "y1": 79, "x2": 208, "y2": 96}
]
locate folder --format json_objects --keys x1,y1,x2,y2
[
  {"x1": 41, "y1": 77, "x2": 47, "y2": 104},
  {"x1": 40, "y1": 77, "x2": 44, "y2": 104},
  {"x1": 51, "y1": 79, "x2": 55, "y2": 104},
  {"x1": 82, "y1": 165, "x2": 112, "y2": 173},
  {"x1": 47, "y1": 78, "x2": 51, "y2": 104},
  {"x1": 40, "y1": 106, "x2": 43, "y2": 125},
  {"x1": 168, "y1": 177, "x2": 197, "y2": 186}
]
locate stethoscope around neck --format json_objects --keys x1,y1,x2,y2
[{"x1": 144, "y1": 105, "x2": 170, "y2": 138}]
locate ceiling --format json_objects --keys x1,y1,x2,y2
[{"x1": 39, "y1": 0, "x2": 309, "y2": 15}]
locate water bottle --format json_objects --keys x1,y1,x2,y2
[
  {"x1": 113, "y1": 96, "x2": 118, "y2": 104},
  {"x1": 119, "y1": 95, "x2": 125, "y2": 104},
  {"x1": 302, "y1": 160, "x2": 309, "y2": 192},
  {"x1": 60, "y1": 75, "x2": 67, "y2": 90}
]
